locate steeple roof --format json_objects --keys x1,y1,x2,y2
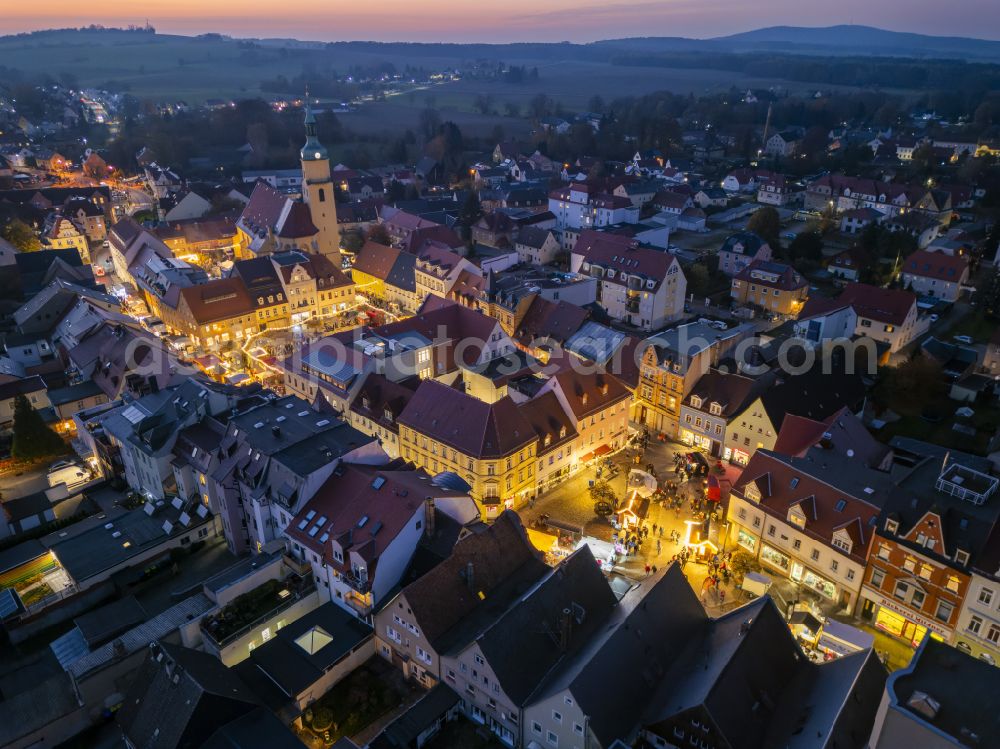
[{"x1": 300, "y1": 101, "x2": 328, "y2": 162}]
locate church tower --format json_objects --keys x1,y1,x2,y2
[{"x1": 300, "y1": 102, "x2": 340, "y2": 264}]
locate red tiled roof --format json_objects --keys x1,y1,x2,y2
[
  {"x1": 178, "y1": 277, "x2": 253, "y2": 324},
  {"x1": 902, "y1": 249, "x2": 969, "y2": 282},
  {"x1": 840, "y1": 282, "x2": 915, "y2": 326},
  {"x1": 286, "y1": 464, "x2": 434, "y2": 572},
  {"x1": 732, "y1": 450, "x2": 886, "y2": 563},
  {"x1": 573, "y1": 230, "x2": 679, "y2": 289},
  {"x1": 549, "y1": 367, "x2": 630, "y2": 420},
  {"x1": 398, "y1": 379, "x2": 535, "y2": 459},
  {"x1": 352, "y1": 241, "x2": 403, "y2": 281},
  {"x1": 519, "y1": 391, "x2": 577, "y2": 455}
]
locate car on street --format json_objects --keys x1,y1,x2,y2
[{"x1": 954, "y1": 335, "x2": 974, "y2": 344}]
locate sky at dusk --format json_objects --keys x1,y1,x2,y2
[{"x1": 3, "y1": 0, "x2": 1000, "y2": 43}]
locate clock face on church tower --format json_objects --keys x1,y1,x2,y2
[{"x1": 314, "y1": 152, "x2": 322, "y2": 159}]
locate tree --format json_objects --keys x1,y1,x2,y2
[
  {"x1": 589, "y1": 479, "x2": 618, "y2": 513},
  {"x1": 746, "y1": 206, "x2": 781, "y2": 249},
  {"x1": 873, "y1": 356, "x2": 945, "y2": 414},
  {"x1": 685, "y1": 263, "x2": 711, "y2": 297},
  {"x1": 11, "y1": 395, "x2": 66, "y2": 460},
  {"x1": 787, "y1": 231, "x2": 823, "y2": 264},
  {"x1": 2, "y1": 219, "x2": 41, "y2": 251},
  {"x1": 729, "y1": 549, "x2": 762, "y2": 586},
  {"x1": 365, "y1": 223, "x2": 392, "y2": 246}
]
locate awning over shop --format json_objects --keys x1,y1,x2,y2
[
  {"x1": 580, "y1": 444, "x2": 612, "y2": 463},
  {"x1": 818, "y1": 619, "x2": 874, "y2": 655}
]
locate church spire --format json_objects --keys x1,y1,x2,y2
[{"x1": 301, "y1": 93, "x2": 328, "y2": 162}]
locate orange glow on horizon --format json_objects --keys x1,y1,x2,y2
[{"x1": 2, "y1": 1, "x2": 1000, "y2": 43}]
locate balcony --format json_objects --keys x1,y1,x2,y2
[
  {"x1": 345, "y1": 590, "x2": 374, "y2": 617},
  {"x1": 200, "y1": 574, "x2": 315, "y2": 649}
]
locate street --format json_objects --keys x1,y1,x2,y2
[{"x1": 520, "y1": 430, "x2": 918, "y2": 669}]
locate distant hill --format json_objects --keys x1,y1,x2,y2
[
  {"x1": 693, "y1": 25, "x2": 1000, "y2": 61},
  {"x1": 597, "y1": 25, "x2": 1000, "y2": 61}
]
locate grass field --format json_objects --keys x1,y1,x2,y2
[{"x1": 0, "y1": 29, "x2": 912, "y2": 108}]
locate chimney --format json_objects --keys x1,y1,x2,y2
[
  {"x1": 559, "y1": 608, "x2": 573, "y2": 652},
  {"x1": 425, "y1": 497, "x2": 436, "y2": 537},
  {"x1": 272, "y1": 425, "x2": 281, "y2": 438}
]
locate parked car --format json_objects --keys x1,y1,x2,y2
[
  {"x1": 47, "y1": 461, "x2": 91, "y2": 490},
  {"x1": 954, "y1": 335, "x2": 974, "y2": 345}
]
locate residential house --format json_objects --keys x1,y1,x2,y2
[
  {"x1": 351, "y1": 241, "x2": 420, "y2": 314},
  {"x1": 765, "y1": 130, "x2": 802, "y2": 157},
  {"x1": 374, "y1": 511, "x2": 548, "y2": 687},
  {"x1": 0, "y1": 375, "x2": 51, "y2": 433},
  {"x1": 637, "y1": 321, "x2": 754, "y2": 437},
  {"x1": 756, "y1": 174, "x2": 792, "y2": 206},
  {"x1": 723, "y1": 364, "x2": 867, "y2": 465},
  {"x1": 868, "y1": 638, "x2": 999, "y2": 749},
  {"x1": 536, "y1": 368, "x2": 631, "y2": 464},
  {"x1": 954, "y1": 522, "x2": 1000, "y2": 666},
  {"x1": 117, "y1": 642, "x2": 303, "y2": 749},
  {"x1": 731, "y1": 260, "x2": 809, "y2": 317},
  {"x1": 859, "y1": 443, "x2": 1000, "y2": 648},
  {"x1": 348, "y1": 373, "x2": 418, "y2": 459},
  {"x1": 41, "y1": 214, "x2": 90, "y2": 264},
  {"x1": 284, "y1": 462, "x2": 474, "y2": 618},
  {"x1": 571, "y1": 230, "x2": 686, "y2": 331},
  {"x1": 414, "y1": 242, "x2": 478, "y2": 300},
  {"x1": 441, "y1": 546, "x2": 618, "y2": 747},
  {"x1": 514, "y1": 227, "x2": 560, "y2": 266},
  {"x1": 717, "y1": 231, "x2": 772, "y2": 277},
  {"x1": 639, "y1": 594, "x2": 886, "y2": 749},
  {"x1": 728, "y1": 447, "x2": 894, "y2": 611},
  {"x1": 842, "y1": 283, "x2": 922, "y2": 354},
  {"x1": 827, "y1": 248, "x2": 867, "y2": 282},
  {"x1": 548, "y1": 182, "x2": 639, "y2": 234},
  {"x1": 210, "y1": 394, "x2": 383, "y2": 555},
  {"x1": 841, "y1": 207, "x2": 885, "y2": 235},
  {"x1": 398, "y1": 379, "x2": 537, "y2": 518},
  {"x1": 678, "y1": 369, "x2": 772, "y2": 458},
  {"x1": 900, "y1": 249, "x2": 970, "y2": 302}
]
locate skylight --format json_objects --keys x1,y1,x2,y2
[{"x1": 295, "y1": 626, "x2": 333, "y2": 655}]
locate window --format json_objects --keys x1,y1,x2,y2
[
  {"x1": 832, "y1": 537, "x2": 851, "y2": 553},
  {"x1": 870, "y1": 568, "x2": 886, "y2": 588},
  {"x1": 793, "y1": 539, "x2": 801, "y2": 551},
  {"x1": 893, "y1": 581, "x2": 909, "y2": 601},
  {"x1": 811, "y1": 548, "x2": 820, "y2": 561},
  {"x1": 935, "y1": 601, "x2": 954, "y2": 623},
  {"x1": 574, "y1": 723, "x2": 584, "y2": 736},
  {"x1": 547, "y1": 731, "x2": 558, "y2": 747},
  {"x1": 877, "y1": 544, "x2": 891, "y2": 560},
  {"x1": 532, "y1": 722, "x2": 542, "y2": 735},
  {"x1": 911, "y1": 589, "x2": 925, "y2": 608},
  {"x1": 979, "y1": 588, "x2": 994, "y2": 606},
  {"x1": 830, "y1": 559, "x2": 839, "y2": 573},
  {"x1": 919, "y1": 564, "x2": 933, "y2": 580},
  {"x1": 847, "y1": 568, "x2": 856, "y2": 581},
  {"x1": 474, "y1": 654, "x2": 485, "y2": 666},
  {"x1": 552, "y1": 711, "x2": 562, "y2": 723},
  {"x1": 987, "y1": 625, "x2": 1000, "y2": 644},
  {"x1": 946, "y1": 576, "x2": 960, "y2": 593},
  {"x1": 903, "y1": 558, "x2": 916, "y2": 573},
  {"x1": 968, "y1": 616, "x2": 983, "y2": 635},
  {"x1": 767, "y1": 524, "x2": 776, "y2": 537}
]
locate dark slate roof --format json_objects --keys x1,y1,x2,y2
[
  {"x1": 367, "y1": 684, "x2": 461, "y2": 749},
  {"x1": 541, "y1": 564, "x2": 707, "y2": 746},
  {"x1": 0, "y1": 374, "x2": 47, "y2": 400},
  {"x1": 889, "y1": 638, "x2": 1000, "y2": 746},
  {"x1": 201, "y1": 707, "x2": 305, "y2": 749},
  {"x1": 475, "y1": 546, "x2": 618, "y2": 705},
  {"x1": 238, "y1": 602, "x2": 372, "y2": 701},
  {"x1": 74, "y1": 595, "x2": 147, "y2": 648},
  {"x1": 117, "y1": 642, "x2": 261, "y2": 749},
  {"x1": 401, "y1": 511, "x2": 548, "y2": 653}
]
